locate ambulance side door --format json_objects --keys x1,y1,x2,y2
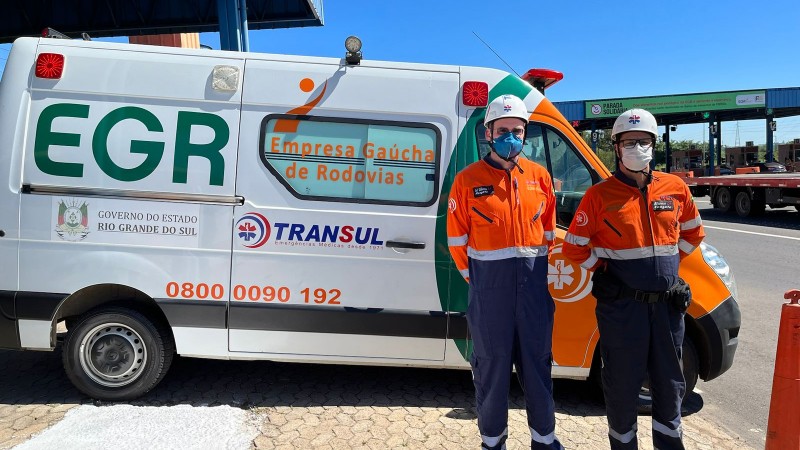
[
  {"x1": 229, "y1": 59, "x2": 459, "y2": 361},
  {"x1": 18, "y1": 43, "x2": 241, "y2": 353}
]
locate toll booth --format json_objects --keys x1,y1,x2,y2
[
  {"x1": 671, "y1": 147, "x2": 704, "y2": 171},
  {"x1": 725, "y1": 143, "x2": 760, "y2": 168},
  {"x1": 777, "y1": 139, "x2": 800, "y2": 165}
]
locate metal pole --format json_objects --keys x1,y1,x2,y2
[
  {"x1": 226, "y1": 0, "x2": 242, "y2": 51},
  {"x1": 217, "y1": 0, "x2": 230, "y2": 50},
  {"x1": 708, "y1": 118, "x2": 715, "y2": 176},
  {"x1": 665, "y1": 125, "x2": 671, "y2": 173},
  {"x1": 716, "y1": 120, "x2": 722, "y2": 171},
  {"x1": 591, "y1": 121, "x2": 597, "y2": 154},
  {"x1": 766, "y1": 115, "x2": 774, "y2": 162},
  {"x1": 239, "y1": 0, "x2": 250, "y2": 52}
]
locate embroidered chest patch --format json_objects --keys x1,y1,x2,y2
[
  {"x1": 473, "y1": 185, "x2": 494, "y2": 197},
  {"x1": 652, "y1": 200, "x2": 674, "y2": 211}
]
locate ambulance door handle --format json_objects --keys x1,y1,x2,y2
[{"x1": 385, "y1": 240, "x2": 426, "y2": 250}]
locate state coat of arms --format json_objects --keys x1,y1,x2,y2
[{"x1": 56, "y1": 199, "x2": 90, "y2": 241}]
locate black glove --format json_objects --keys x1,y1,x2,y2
[
  {"x1": 669, "y1": 277, "x2": 692, "y2": 312},
  {"x1": 591, "y1": 266, "x2": 621, "y2": 303}
]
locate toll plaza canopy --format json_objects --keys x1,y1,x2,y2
[
  {"x1": 554, "y1": 88, "x2": 800, "y2": 132},
  {"x1": 0, "y1": 0, "x2": 323, "y2": 43},
  {"x1": 553, "y1": 87, "x2": 800, "y2": 170}
]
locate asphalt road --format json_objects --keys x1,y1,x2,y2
[{"x1": 690, "y1": 198, "x2": 799, "y2": 449}]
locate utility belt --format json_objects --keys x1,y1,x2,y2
[{"x1": 591, "y1": 267, "x2": 692, "y2": 312}]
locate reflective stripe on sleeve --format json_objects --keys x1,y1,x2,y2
[
  {"x1": 593, "y1": 244, "x2": 678, "y2": 260},
  {"x1": 565, "y1": 232, "x2": 590, "y2": 246},
  {"x1": 678, "y1": 239, "x2": 697, "y2": 254},
  {"x1": 544, "y1": 231, "x2": 555, "y2": 241},
  {"x1": 459, "y1": 268, "x2": 469, "y2": 279},
  {"x1": 448, "y1": 235, "x2": 468, "y2": 246},
  {"x1": 581, "y1": 252, "x2": 599, "y2": 270},
  {"x1": 467, "y1": 245, "x2": 549, "y2": 261},
  {"x1": 680, "y1": 216, "x2": 703, "y2": 231}
]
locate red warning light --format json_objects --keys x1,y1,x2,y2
[
  {"x1": 462, "y1": 81, "x2": 489, "y2": 107},
  {"x1": 35, "y1": 53, "x2": 65, "y2": 79}
]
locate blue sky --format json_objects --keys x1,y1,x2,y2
[{"x1": 2, "y1": 0, "x2": 799, "y2": 145}]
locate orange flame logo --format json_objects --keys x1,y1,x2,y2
[{"x1": 273, "y1": 77, "x2": 328, "y2": 133}]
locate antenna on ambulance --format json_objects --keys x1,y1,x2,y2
[{"x1": 472, "y1": 31, "x2": 520, "y2": 77}]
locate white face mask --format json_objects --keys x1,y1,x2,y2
[{"x1": 620, "y1": 144, "x2": 653, "y2": 171}]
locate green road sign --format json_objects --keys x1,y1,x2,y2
[{"x1": 586, "y1": 90, "x2": 766, "y2": 118}]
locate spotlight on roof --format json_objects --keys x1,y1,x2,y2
[{"x1": 344, "y1": 36, "x2": 362, "y2": 66}]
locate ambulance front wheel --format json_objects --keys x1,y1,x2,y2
[{"x1": 62, "y1": 306, "x2": 175, "y2": 401}]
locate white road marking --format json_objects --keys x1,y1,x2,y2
[
  {"x1": 704, "y1": 225, "x2": 800, "y2": 241},
  {"x1": 16, "y1": 404, "x2": 258, "y2": 450}
]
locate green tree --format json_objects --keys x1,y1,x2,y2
[{"x1": 580, "y1": 130, "x2": 616, "y2": 172}]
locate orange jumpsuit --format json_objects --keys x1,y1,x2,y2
[
  {"x1": 562, "y1": 170, "x2": 705, "y2": 450},
  {"x1": 447, "y1": 155, "x2": 562, "y2": 450}
]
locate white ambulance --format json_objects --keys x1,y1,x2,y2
[{"x1": 0, "y1": 37, "x2": 740, "y2": 401}]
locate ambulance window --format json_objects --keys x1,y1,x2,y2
[
  {"x1": 525, "y1": 125, "x2": 548, "y2": 167},
  {"x1": 543, "y1": 128, "x2": 595, "y2": 227},
  {"x1": 260, "y1": 115, "x2": 440, "y2": 206}
]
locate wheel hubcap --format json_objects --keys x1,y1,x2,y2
[{"x1": 79, "y1": 323, "x2": 146, "y2": 387}]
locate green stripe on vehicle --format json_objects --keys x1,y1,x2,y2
[{"x1": 434, "y1": 75, "x2": 533, "y2": 360}]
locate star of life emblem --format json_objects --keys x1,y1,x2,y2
[
  {"x1": 56, "y1": 199, "x2": 90, "y2": 241},
  {"x1": 574, "y1": 210, "x2": 589, "y2": 227}
]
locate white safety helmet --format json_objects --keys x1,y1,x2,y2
[
  {"x1": 484, "y1": 94, "x2": 529, "y2": 127},
  {"x1": 611, "y1": 108, "x2": 658, "y2": 142}
]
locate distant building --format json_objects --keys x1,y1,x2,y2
[{"x1": 129, "y1": 33, "x2": 200, "y2": 49}]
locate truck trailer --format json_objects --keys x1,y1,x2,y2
[{"x1": 686, "y1": 173, "x2": 800, "y2": 217}]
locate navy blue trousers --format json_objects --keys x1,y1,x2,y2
[
  {"x1": 596, "y1": 299, "x2": 686, "y2": 450},
  {"x1": 467, "y1": 256, "x2": 563, "y2": 450}
]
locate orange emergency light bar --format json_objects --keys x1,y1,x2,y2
[{"x1": 521, "y1": 68, "x2": 564, "y2": 94}]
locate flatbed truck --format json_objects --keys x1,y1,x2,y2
[{"x1": 685, "y1": 173, "x2": 800, "y2": 217}]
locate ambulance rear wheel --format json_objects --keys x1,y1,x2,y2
[
  {"x1": 62, "y1": 306, "x2": 174, "y2": 401},
  {"x1": 714, "y1": 187, "x2": 733, "y2": 213}
]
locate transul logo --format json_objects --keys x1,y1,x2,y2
[
  {"x1": 235, "y1": 213, "x2": 385, "y2": 249},
  {"x1": 271, "y1": 222, "x2": 384, "y2": 248},
  {"x1": 547, "y1": 244, "x2": 591, "y2": 303},
  {"x1": 236, "y1": 212, "x2": 271, "y2": 248}
]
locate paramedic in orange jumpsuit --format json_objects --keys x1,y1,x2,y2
[
  {"x1": 447, "y1": 94, "x2": 563, "y2": 450},
  {"x1": 562, "y1": 108, "x2": 705, "y2": 450}
]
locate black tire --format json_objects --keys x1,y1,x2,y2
[
  {"x1": 734, "y1": 191, "x2": 765, "y2": 217},
  {"x1": 714, "y1": 187, "x2": 734, "y2": 213},
  {"x1": 637, "y1": 338, "x2": 699, "y2": 415},
  {"x1": 62, "y1": 306, "x2": 174, "y2": 401},
  {"x1": 734, "y1": 191, "x2": 752, "y2": 217}
]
